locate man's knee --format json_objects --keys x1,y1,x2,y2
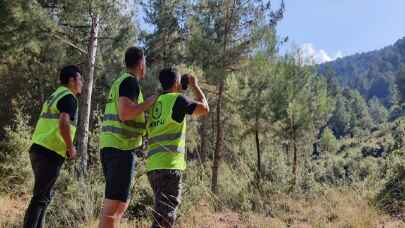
[
  {"x1": 102, "y1": 199, "x2": 129, "y2": 220},
  {"x1": 31, "y1": 194, "x2": 51, "y2": 207},
  {"x1": 157, "y1": 191, "x2": 181, "y2": 212},
  {"x1": 152, "y1": 199, "x2": 178, "y2": 227}
]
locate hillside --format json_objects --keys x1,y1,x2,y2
[
  {"x1": 320, "y1": 37, "x2": 405, "y2": 106},
  {"x1": 1, "y1": 1, "x2": 405, "y2": 227}
]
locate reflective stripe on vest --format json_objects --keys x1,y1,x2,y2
[
  {"x1": 47, "y1": 90, "x2": 70, "y2": 108},
  {"x1": 32, "y1": 86, "x2": 78, "y2": 158},
  {"x1": 147, "y1": 145, "x2": 185, "y2": 158},
  {"x1": 103, "y1": 114, "x2": 146, "y2": 129},
  {"x1": 101, "y1": 126, "x2": 142, "y2": 138},
  {"x1": 99, "y1": 72, "x2": 146, "y2": 150},
  {"x1": 40, "y1": 112, "x2": 59, "y2": 119},
  {"x1": 148, "y1": 132, "x2": 185, "y2": 145},
  {"x1": 40, "y1": 112, "x2": 77, "y2": 126}
]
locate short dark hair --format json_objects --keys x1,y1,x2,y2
[
  {"x1": 125, "y1": 47, "x2": 144, "y2": 68},
  {"x1": 159, "y1": 67, "x2": 179, "y2": 90},
  {"x1": 60, "y1": 65, "x2": 81, "y2": 85}
]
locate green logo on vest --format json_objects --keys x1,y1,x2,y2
[{"x1": 152, "y1": 101, "x2": 162, "y2": 119}]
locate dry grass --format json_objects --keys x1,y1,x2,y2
[
  {"x1": 177, "y1": 199, "x2": 278, "y2": 228},
  {"x1": 84, "y1": 200, "x2": 278, "y2": 228},
  {"x1": 0, "y1": 194, "x2": 28, "y2": 228},
  {"x1": 270, "y1": 189, "x2": 405, "y2": 228},
  {"x1": 2, "y1": 190, "x2": 405, "y2": 228},
  {"x1": 82, "y1": 191, "x2": 405, "y2": 228}
]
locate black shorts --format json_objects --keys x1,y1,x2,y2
[{"x1": 100, "y1": 147, "x2": 136, "y2": 202}]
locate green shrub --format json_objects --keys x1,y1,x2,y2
[
  {"x1": 320, "y1": 127, "x2": 338, "y2": 154},
  {"x1": 181, "y1": 161, "x2": 213, "y2": 209},
  {"x1": 375, "y1": 163, "x2": 405, "y2": 215},
  {"x1": 126, "y1": 165, "x2": 154, "y2": 220},
  {"x1": 262, "y1": 149, "x2": 292, "y2": 193},
  {"x1": 314, "y1": 155, "x2": 349, "y2": 186},
  {"x1": 47, "y1": 166, "x2": 104, "y2": 227},
  {"x1": 0, "y1": 109, "x2": 33, "y2": 194}
]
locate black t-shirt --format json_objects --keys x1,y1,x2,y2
[
  {"x1": 172, "y1": 95, "x2": 197, "y2": 123},
  {"x1": 119, "y1": 76, "x2": 140, "y2": 101},
  {"x1": 57, "y1": 94, "x2": 77, "y2": 121}
]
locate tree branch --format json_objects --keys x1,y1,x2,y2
[{"x1": 51, "y1": 33, "x2": 88, "y2": 54}]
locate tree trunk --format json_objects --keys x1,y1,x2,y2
[
  {"x1": 401, "y1": 120, "x2": 404, "y2": 149},
  {"x1": 293, "y1": 138, "x2": 297, "y2": 176},
  {"x1": 211, "y1": 0, "x2": 236, "y2": 195},
  {"x1": 292, "y1": 130, "x2": 298, "y2": 180},
  {"x1": 291, "y1": 114, "x2": 298, "y2": 177},
  {"x1": 76, "y1": 15, "x2": 99, "y2": 177},
  {"x1": 199, "y1": 117, "x2": 208, "y2": 163},
  {"x1": 255, "y1": 125, "x2": 261, "y2": 182},
  {"x1": 211, "y1": 109, "x2": 216, "y2": 146},
  {"x1": 211, "y1": 79, "x2": 224, "y2": 194}
]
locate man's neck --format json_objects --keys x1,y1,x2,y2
[
  {"x1": 64, "y1": 85, "x2": 77, "y2": 96},
  {"x1": 127, "y1": 70, "x2": 141, "y2": 80},
  {"x1": 163, "y1": 87, "x2": 179, "y2": 93}
]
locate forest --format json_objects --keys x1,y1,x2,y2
[{"x1": 0, "y1": 0, "x2": 405, "y2": 227}]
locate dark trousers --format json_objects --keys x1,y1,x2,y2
[
  {"x1": 23, "y1": 144, "x2": 64, "y2": 228},
  {"x1": 147, "y1": 170, "x2": 182, "y2": 228}
]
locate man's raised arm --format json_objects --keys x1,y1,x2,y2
[{"x1": 188, "y1": 75, "x2": 209, "y2": 117}]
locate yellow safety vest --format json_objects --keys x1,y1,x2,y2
[
  {"x1": 32, "y1": 86, "x2": 78, "y2": 158},
  {"x1": 100, "y1": 72, "x2": 146, "y2": 150},
  {"x1": 146, "y1": 93, "x2": 187, "y2": 172}
]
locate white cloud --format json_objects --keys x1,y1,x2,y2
[
  {"x1": 334, "y1": 50, "x2": 344, "y2": 59},
  {"x1": 298, "y1": 43, "x2": 343, "y2": 65}
]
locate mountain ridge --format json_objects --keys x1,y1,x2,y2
[{"x1": 319, "y1": 36, "x2": 405, "y2": 106}]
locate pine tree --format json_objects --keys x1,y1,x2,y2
[
  {"x1": 189, "y1": 0, "x2": 284, "y2": 194},
  {"x1": 368, "y1": 97, "x2": 389, "y2": 124},
  {"x1": 238, "y1": 53, "x2": 273, "y2": 182},
  {"x1": 346, "y1": 89, "x2": 374, "y2": 135},
  {"x1": 142, "y1": 0, "x2": 189, "y2": 68},
  {"x1": 268, "y1": 55, "x2": 333, "y2": 184},
  {"x1": 397, "y1": 64, "x2": 405, "y2": 104}
]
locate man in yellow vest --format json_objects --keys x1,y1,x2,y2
[
  {"x1": 146, "y1": 68, "x2": 209, "y2": 228},
  {"x1": 23, "y1": 65, "x2": 82, "y2": 228},
  {"x1": 99, "y1": 47, "x2": 156, "y2": 228}
]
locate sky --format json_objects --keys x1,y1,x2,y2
[{"x1": 275, "y1": 0, "x2": 405, "y2": 63}]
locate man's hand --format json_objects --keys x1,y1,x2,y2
[
  {"x1": 145, "y1": 95, "x2": 157, "y2": 106},
  {"x1": 67, "y1": 145, "x2": 77, "y2": 160}
]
